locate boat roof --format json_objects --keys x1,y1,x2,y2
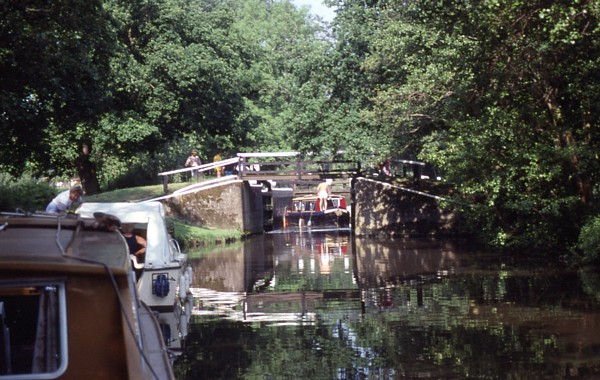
[
  {"x1": 77, "y1": 202, "x2": 180, "y2": 267},
  {"x1": 77, "y1": 201, "x2": 166, "y2": 221},
  {"x1": 293, "y1": 195, "x2": 345, "y2": 202},
  {"x1": 0, "y1": 214, "x2": 129, "y2": 274}
]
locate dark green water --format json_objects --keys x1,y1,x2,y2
[{"x1": 173, "y1": 230, "x2": 600, "y2": 379}]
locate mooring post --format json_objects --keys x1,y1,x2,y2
[
  {"x1": 239, "y1": 156, "x2": 246, "y2": 179},
  {"x1": 296, "y1": 156, "x2": 303, "y2": 179},
  {"x1": 350, "y1": 175, "x2": 356, "y2": 234}
]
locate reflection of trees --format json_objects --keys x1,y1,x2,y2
[
  {"x1": 180, "y1": 235, "x2": 600, "y2": 379},
  {"x1": 178, "y1": 272, "x2": 600, "y2": 379},
  {"x1": 354, "y1": 238, "x2": 459, "y2": 288},
  {"x1": 352, "y1": 272, "x2": 600, "y2": 378},
  {"x1": 579, "y1": 267, "x2": 600, "y2": 302}
]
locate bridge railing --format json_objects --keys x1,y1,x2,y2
[
  {"x1": 158, "y1": 152, "x2": 361, "y2": 194},
  {"x1": 237, "y1": 152, "x2": 360, "y2": 180},
  {"x1": 237, "y1": 152, "x2": 360, "y2": 195},
  {"x1": 158, "y1": 157, "x2": 239, "y2": 193}
]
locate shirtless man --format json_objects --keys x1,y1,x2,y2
[{"x1": 316, "y1": 179, "x2": 332, "y2": 210}]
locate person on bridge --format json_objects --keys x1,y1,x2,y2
[
  {"x1": 380, "y1": 158, "x2": 392, "y2": 176},
  {"x1": 316, "y1": 179, "x2": 332, "y2": 211},
  {"x1": 185, "y1": 150, "x2": 202, "y2": 181},
  {"x1": 213, "y1": 152, "x2": 223, "y2": 178}
]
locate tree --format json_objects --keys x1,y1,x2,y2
[
  {"x1": 94, "y1": 0, "x2": 256, "y2": 182},
  {"x1": 0, "y1": 0, "x2": 115, "y2": 193},
  {"x1": 361, "y1": 0, "x2": 600, "y2": 250},
  {"x1": 319, "y1": 0, "x2": 396, "y2": 165}
]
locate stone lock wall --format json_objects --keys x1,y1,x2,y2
[
  {"x1": 163, "y1": 181, "x2": 264, "y2": 233},
  {"x1": 161, "y1": 178, "x2": 459, "y2": 236},
  {"x1": 353, "y1": 178, "x2": 460, "y2": 237}
]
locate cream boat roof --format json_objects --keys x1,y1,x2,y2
[
  {"x1": 0, "y1": 215, "x2": 130, "y2": 273},
  {"x1": 77, "y1": 202, "x2": 180, "y2": 268}
]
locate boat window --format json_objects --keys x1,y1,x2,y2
[
  {"x1": 0, "y1": 282, "x2": 67, "y2": 379},
  {"x1": 293, "y1": 201, "x2": 305, "y2": 211}
]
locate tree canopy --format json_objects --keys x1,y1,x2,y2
[{"x1": 1, "y1": 0, "x2": 599, "y2": 254}]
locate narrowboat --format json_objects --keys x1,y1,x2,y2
[
  {"x1": 0, "y1": 213, "x2": 175, "y2": 379},
  {"x1": 284, "y1": 195, "x2": 350, "y2": 228},
  {"x1": 77, "y1": 202, "x2": 193, "y2": 349}
]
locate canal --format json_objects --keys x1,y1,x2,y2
[{"x1": 173, "y1": 229, "x2": 600, "y2": 379}]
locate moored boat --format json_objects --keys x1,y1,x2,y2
[
  {"x1": 0, "y1": 213, "x2": 175, "y2": 379},
  {"x1": 76, "y1": 202, "x2": 193, "y2": 348},
  {"x1": 284, "y1": 194, "x2": 350, "y2": 228}
]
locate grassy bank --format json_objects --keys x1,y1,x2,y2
[
  {"x1": 85, "y1": 183, "x2": 243, "y2": 249},
  {"x1": 84, "y1": 183, "x2": 189, "y2": 203},
  {"x1": 170, "y1": 219, "x2": 242, "y2": 250}
]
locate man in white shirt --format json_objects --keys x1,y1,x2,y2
[{"x1": 46, "y1": 185, "x2": 84, "y2": 213}]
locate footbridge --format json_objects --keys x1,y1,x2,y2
[{"x1": 158, "y1": 152, "x2": 361, "y2": 196}]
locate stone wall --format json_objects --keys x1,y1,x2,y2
[
  {"x1": 353, "y1": 178, "x2": 460, "y2": 237},
  {"x1": 161, "y1": 178, "x2": 459, "y2": 236},
  {"x1": 163, "y1": 181, "x2": 264, "y2": 234}
]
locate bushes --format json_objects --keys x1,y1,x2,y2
[
  {"x1": 0, "y1": 173, "x2": 57, "y2": 213},
  {"x1": 577, "y1": 215, "x2": 600, "y2": 264}
]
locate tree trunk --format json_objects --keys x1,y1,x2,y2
[
  {"x1": 559, "y1": 130, "x2": 592, "y2": 205},
  {"x1": 77, "y1": 142, "x2": 100, "y2": 195},
  {"x1": 544, "y1": 87, "x2": 592, "y2": 205}
]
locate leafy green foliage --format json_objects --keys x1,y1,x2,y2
[
  {"x1": 1, "y1": 0, "x2": 115, "y2": 185},
  {"x1": 577, "y1": 216, "x2": 600, "y2": 264},
  {"x1": 342, "y1": 0, "x2": 600, "y2": 252},
  {"x1": 0, "y1": 173, "x2": 57, "y2": 212},
  {"x1": 2, "y1": 0, "x2": 600, "y2": 253}
]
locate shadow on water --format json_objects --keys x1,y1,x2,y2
[{"x1": 174, "y1": 230, "x2": 600, "y2": 379}]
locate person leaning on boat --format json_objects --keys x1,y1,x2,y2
[
  {"x1": 45, "y1": 185, "x2": 84, "y2": 213},
  {"x1": 121, "y1": 223, "x2": 147, "y2": 263},
  {"x1": 316, "y1": 179, "x2": 332, "y2": 210}
]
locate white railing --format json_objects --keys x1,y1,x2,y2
[
  {"x1": 158, "y1": 152, "x2": 359, "y2": 194},
  {"x1": 158, "y1": 157, "x2": 239, "y2": 193}
]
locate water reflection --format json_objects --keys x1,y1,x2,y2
[
  {"x1": 188, "y1": 230, "x2": 355, "y2": 325},
  {"x1": 174, "y1": 233, "x2": 600, "y2": 379}
]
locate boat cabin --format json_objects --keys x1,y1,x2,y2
[
  {"x1": 77, "y1": 202, "x2": 193, "y2": 351},
  {"x1": 292, "y1": 195, "x2": 347, "y2": 213},
  {"x1": 285, "y1": 195, "x2": 350, "y2": 228},
  {"x1": 0, "y1": 214, "x2": 174, "y2": 379}
]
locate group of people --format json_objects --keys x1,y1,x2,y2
[
  {"x1": 45, "y1": 158, "x2": 331, "y2": 264},
  {"x1": 185, "y1": 150, "x2": 227, "y2": 179},
  {"x1": 186, "y1": 150, "x2": 336, "y2": 211}
]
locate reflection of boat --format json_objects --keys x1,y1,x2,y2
[
  {"x1": 284, "y1": 195, "x2": 350, "y2": 228},
  {"x1": 156, "y1": 311, "x2": 188, "y2": 353},
  {"x1": 316, "y1": 236, "x2": 349, "y2": 256},
  {"x1": 77, "y1": 202, "x2": 193, "y2": 348},
  {"x1": 0, "y1": 214, "x2": 175, "y2": 379}
]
